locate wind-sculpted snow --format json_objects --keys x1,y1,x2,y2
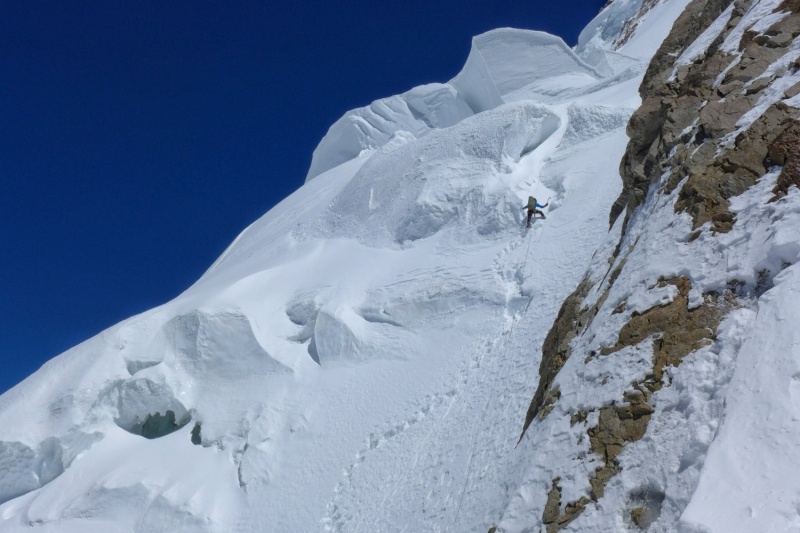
[
  {"x1": 578, "y1": 0, "x2": 647, "y2": 50},
  {"x1": 560, "y1": 103, "x2": 633, "y2": 148},
  {"x1": 165, "y1": 310, "x2": 291, "y2": 379},
  {"x1": 0, "y1": 433, "x2": 101, "y2": 506},
  {"x1": 99, "y1": 378, "x2": 190, "y2": 436},
  {"x1": 308, "y1": 29, "x2": 607, "y2": 184},
  {"x1": 451, "y1": 29, "x2": 602, "y2": 111},
  {"x1": 0, "y1": 1, "x2": 695, "y2": 531},
  {"x1": 306, "y1": 84, "x2": 473, "y2": 181},
  {"x1": 577, "y1": 0, "x2": 694, "y2": 74},
  {"x1": 0, "y1": 441, "x2": 52, "y2": 505},
  {"x1": 681, "y1": 265, "x2": 800, "y2": 532},
  {"x1": 320, "y1": 102, "x2": 561, "y2": 245}
]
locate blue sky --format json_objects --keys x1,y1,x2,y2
[{"x1": 0, "y1": 1, "x2": 606, "y2": 394}]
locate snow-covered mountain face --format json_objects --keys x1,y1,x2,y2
[
  {"x1": 1, "y1": 0, "x2": 798, "y2": 532},
  {"x1": 503, "y1": 0, "x2": 800, "y2": 531}
]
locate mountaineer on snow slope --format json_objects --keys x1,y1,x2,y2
[{"x1": 522, "y1": 196, "x2": 549, "y2": 228}]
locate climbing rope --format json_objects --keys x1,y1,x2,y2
[
  {"x1": 523, "y1": 226, "x2": 534, "y2": 273},
  {"x1": 451, "y1": 228, "x2": 536, "y2": 528}
]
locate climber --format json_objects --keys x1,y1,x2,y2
[{"x1": 522, "y1": 196, "x2": 549, "y2": 228}]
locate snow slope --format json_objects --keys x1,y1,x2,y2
[{"x1": 0, "y1": 1, "x2": 725, "y2": 532}]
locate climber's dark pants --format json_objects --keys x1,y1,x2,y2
[{"x1": 527, "y1": 208, "x2": 543, "y2": 224}]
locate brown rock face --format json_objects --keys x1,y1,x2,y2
[
  {"x1": 539, "y1": 279, "x2": 723, "y2": 531},
  {"x1": 520, "y1": 0, "x2": 800, "y2": 527},
  {"x1": 782, "y1": 0, "x2": 800, "y2": 13},
  {"x1": 670, "y1": 101, "x2": 799, "y2": 232},
  {"x1": 521, "y1": 279, "x2": 594, "y2": 436},
  {"x1": 613, "y1": 0, "x2": 800, "y2": 234},
  {"x1": 768, "y1": 120, "x2": 800, "y2": 201},
  {"x1": 541, "y1": 477, "x2": 593, "y2": 533},
  {"x1": 611, "y1": 0, "x2": 736, "y2": 228},
  {"x1": 600, "y1": 277, "x2": 720, "y2": 384},
  {"x1": 588, "y1": 390, "x2": 654, "y2": 500}
]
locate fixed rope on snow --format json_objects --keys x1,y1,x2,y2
[{"x1": 451, "y1": 227, "x2": 537, "y2": 528}]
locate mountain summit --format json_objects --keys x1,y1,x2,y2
[{"x1": 2, "y1": 0, "x2": 800, "y2": 531}]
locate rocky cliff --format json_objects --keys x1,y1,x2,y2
[{"x1": 511, "y1": 0, "x2": 800, "y2": 530}]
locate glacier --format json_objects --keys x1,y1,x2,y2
[{"x1": 3, "y1": 0, "x2": 800, "y2": 531}]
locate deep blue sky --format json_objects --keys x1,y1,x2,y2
[{"x1": 1, "y1": 1, "x2": 605, "y2": 394}]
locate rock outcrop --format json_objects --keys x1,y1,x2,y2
[
  {"x1": 616, "y1": 0, "x2": 800, "y2": 233},
  {"x1": 518, "y1": 0, "x2": 800, "y2": 529}
]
